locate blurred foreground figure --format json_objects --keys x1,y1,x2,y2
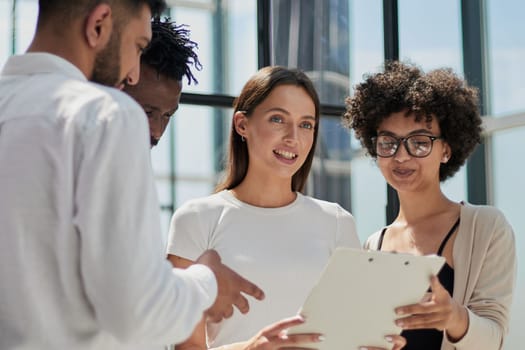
[{"x1": 0, "y1": 1, "x2": 263, "y2": 349}]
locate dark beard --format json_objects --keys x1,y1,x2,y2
[
  {"x1": 91, "y1": 30, "x2": 121, "y2": 87},
  {"x1": 150, "y1": 136, "x2": 159, "y2": 147}
]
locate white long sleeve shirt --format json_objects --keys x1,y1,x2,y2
[{"x1": 0, "y1": 53, "x2": 217, "y2": 350}]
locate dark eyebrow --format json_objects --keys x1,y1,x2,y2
[
  {"x1": 377, "y1": 129, "x2": 433, "y2": 137},
  {"x1": 264, "y1": 107, "x2": 289, "y2": 115},
  {"x1": 264, "y1": 107, "x2": 316, "y2": 121},
  {"x1": 301, "y1": 115, "x2": 317, "y2": 122},
  {"x1": 143, "y1": 104, "x2": 159, "y2": 111}
]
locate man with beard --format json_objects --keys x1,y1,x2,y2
[
  {"x1": 123, "y1": 17, "x2": 199, "y2": 147},
  {"x1": 0, "y1": 1, "x2": 264, "y2": 350}
]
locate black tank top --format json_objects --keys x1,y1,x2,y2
[{"x1": 377, "y1": 218, "x2": 460, "y2": 350}]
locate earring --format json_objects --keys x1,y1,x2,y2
[{"x1": 241, "y1": 136, "x2": 245, "y2": 142}]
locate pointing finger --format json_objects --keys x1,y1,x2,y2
[{"x1": 238, "y1": 274, "x2": 265, "y2": 301}]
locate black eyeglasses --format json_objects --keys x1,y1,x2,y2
[{"x1": 372, "y1": 134, "x2": 442, "y2": 158}]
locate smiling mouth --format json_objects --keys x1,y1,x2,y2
[
  {"x1": 273, "y1": 149, "x2": 297, "y2": 160},
  {"x1": 393, "y1": 168, "x2": 414, "y2": 176}
]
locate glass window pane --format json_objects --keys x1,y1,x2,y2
[
  {"x1": 169, "y1": 1, "x2": 258, "y2": 96},
  {"x1": 349, "y1": 0, "x2": 384, "y2": 87},
  {"x1": 15, "y1": 1, "x2": 37, "y2": 53},
  {"x1": 174, "y1": 105, "x2": 215, "y2": 177},
  {"x1": 226, "y1": 1, "x2": 259, "y2": 94},
  {"x1": 491, "y1": 128, "x2": 525, "y2": 349},
  {"x1": 0, "y1": 0, "x2": 38, "y2": 67},
  {"x1": 0, "y1": 0, "x2": 10, "y2": 66},
  {"x1": 151, "y1": 104, "x2": 230, "y2": 231},
  {"x1": 486, "y1": 0, "x2": 525, "y2": 347},
  {"x1": 399, "y1": 0, "x2": 462, "y2": 72},
  {"x1": 487, "y1": 0, "x2": 525, "y2": 115},
  {"x1": 310, "y1": 117, "x2": 353, "y2": 210},
  {"x1": 271, "y1": 0, "x2": 351, "y2": 105}
]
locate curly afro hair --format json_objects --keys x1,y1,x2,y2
[
  {"x1": 142, "y1": 17, "x2": 202, "y2": 85},
  {"x1": 342, "y1": 61, "x2": 482, "y2": 181}
]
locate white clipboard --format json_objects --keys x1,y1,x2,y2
[{"x1": 288, "y1": 247, "x2": 445, "y2": 349}]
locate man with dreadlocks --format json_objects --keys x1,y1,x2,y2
[{"x1": 124, "y1": 17, "x2": 201, "y2": 147}]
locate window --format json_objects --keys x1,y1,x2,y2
[{"x1": 486, "y1": 0, "x2": 525, "y2": 346}]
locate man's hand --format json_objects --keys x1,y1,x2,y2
[{"x1": 196, "y1": 250, "x2": 265, "y2": 322}]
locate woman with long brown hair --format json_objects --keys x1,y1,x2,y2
[{"x1": 166, "y1": 66, "x2": 404, "y2": 350}]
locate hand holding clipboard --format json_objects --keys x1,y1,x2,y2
[{"x1": 288, "y1": 248, "x2": 445, "y2": 350}]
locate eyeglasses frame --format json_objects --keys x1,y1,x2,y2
[{"x1": 371, "y1": 134, "x2": 443, "y2": 158}]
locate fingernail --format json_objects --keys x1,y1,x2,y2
[
  {"x1": 318, "y1": 335, "x2": 325, "y2": 341},
  {"x1": 359, "y1": 347, "x2": 368, "y2": 350},
  {"x1": 395, "y1": 308, "x2": 404, "y2": 315},
  {"x1": 385, "y1": 336, "x2": 393, "y2": 342},
  {"x1": 396, "y1": 320, "x2": 404, "y2": 327}
]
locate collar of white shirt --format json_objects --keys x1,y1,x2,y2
[{"x1": 1, "y1": 52, "x2": 86, "y2": 82}]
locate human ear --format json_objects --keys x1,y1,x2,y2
[
  {"x1": 441, "y1": 143, "x2": 451, "y2": 163},
  {"x1": 233, "y1": 111, "x2": 248, "y2": 139},
  {"x1": 85, "y1": 4, "x2": 112, "y2": 50}
]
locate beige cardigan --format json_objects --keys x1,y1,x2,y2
[{"x1": 364, "y1": 203, "x2": 516, "y2": 350}]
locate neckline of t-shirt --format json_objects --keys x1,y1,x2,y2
[{"x1": 219, "y1": 190, "x2": 304, "y2": 214}]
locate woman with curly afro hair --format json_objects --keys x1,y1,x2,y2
[{"x1": 343, "y1": 61, "x2": 516, "y2": 350}]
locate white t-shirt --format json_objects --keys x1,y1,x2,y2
[
  {"x1": 0, "y1": 53, "x2": 217, "y2": 350},
  {"x1": 167, "y1": 190, "x2": 360, "y2": 347}
]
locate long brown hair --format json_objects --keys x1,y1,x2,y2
[{"x1": 215, "y1": 66, "x2": 320, "y2": 193}]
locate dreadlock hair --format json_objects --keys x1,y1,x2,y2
[{"x1": 142, "y1": 17, "x2": 202, "y2": 85}]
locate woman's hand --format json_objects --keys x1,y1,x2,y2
[
  {"x1": 394, "y1": 276, "x2": 469, "y2": 341},
  {"x1": 358, "y1": 334, "x2": 407, "y2": 350},
  {"x1": 243, "y1": 315, "x2": 323, "y2": 350},
  {"x1": 221, "y1": 316, "x2": 405, "y2": 350}
]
